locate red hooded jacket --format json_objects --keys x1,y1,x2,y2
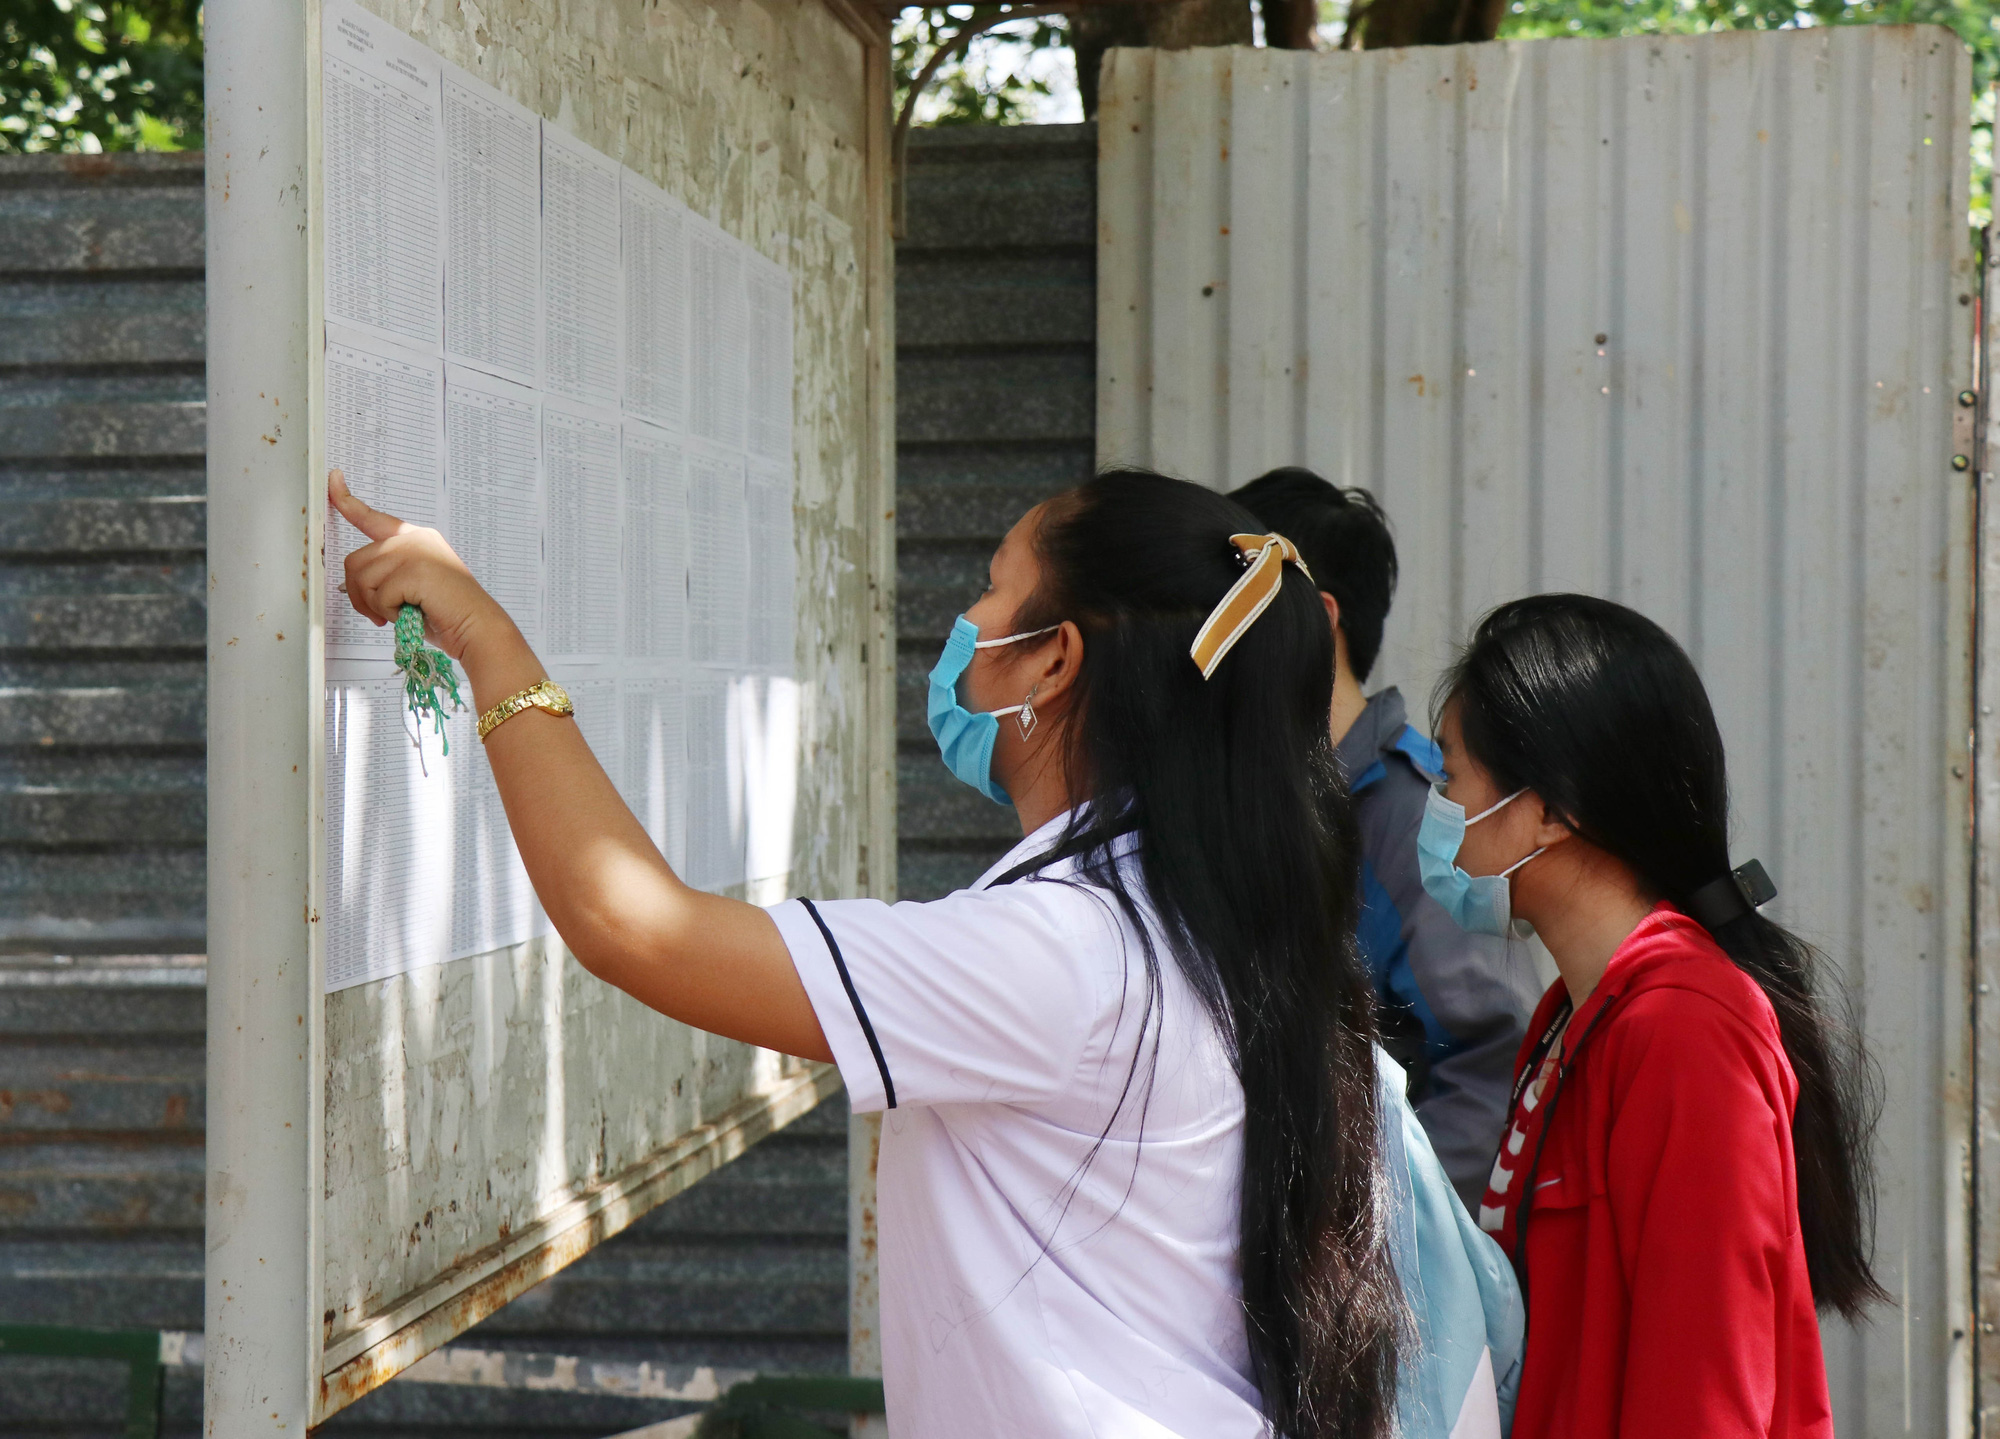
[{"x1": 1482, "y1": 906, "x2": 1833, "y2": 1438}]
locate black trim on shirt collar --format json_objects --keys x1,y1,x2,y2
[{"x1": 798, "y1": 897, "x2": 897, "y2": 1110}]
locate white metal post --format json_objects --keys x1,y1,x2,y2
[{"x1": 204, "y1": 0, "x2": 319, "y2": 1431}]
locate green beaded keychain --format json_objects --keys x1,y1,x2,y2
[{"x1": 394, "y1": 603, "x2": 464, "y2": 773}]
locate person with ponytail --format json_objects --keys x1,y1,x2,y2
[
  {"x1": 1425, "y1": 593, "x2": 1884, "y2": 1438},
  {"x1": 329, "y1": 467, "x2": 1436, "y2": 1438}
]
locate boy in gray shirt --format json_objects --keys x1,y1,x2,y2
[{"x1": 1234, "y1": 468, "x2": 1541, "y2": 1207}]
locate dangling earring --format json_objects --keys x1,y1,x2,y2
[{"x1": 1017, "y1": 684, "x2": 1039, "y2": 741}]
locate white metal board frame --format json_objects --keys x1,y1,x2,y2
[
  {"x1": 1975, "y1": 218, "x2": 2000, "y2": 1436},
  {"x1": 204, "y1": 0, "x2": 895, "y2": 1431},
  {"x1": 1099, "y1": 29, "x2": 1973, "y2": 1435}
]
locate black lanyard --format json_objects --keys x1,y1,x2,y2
[
  {"x1": 1508, "y1": 996, "x2": 1614, "y2": 1289},
  {"x1": 986, "y1": 818, "x2": 1140, "y2": 888}
]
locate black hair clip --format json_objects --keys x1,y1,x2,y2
[{"x1": 1687, "y1": 859, "x2": 1776, "y2": 931}]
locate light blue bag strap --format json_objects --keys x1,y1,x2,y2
[
  {"x1": 1377, "y1": 1049, "x2": 1524, "y2": 1438},
  {"x1": 1448, "y1": 1147, "x2": 1524, "y2": 1426}
]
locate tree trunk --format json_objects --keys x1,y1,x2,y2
[
  {"x1": 1070, "y1": 0, "x2": 1255, "y2": 117},
  {"x1": 1258, "y1": 0, "x2": 1322, "y2": 50},
  {"x1": 1346, "y1": 0, "x2": 1504, "y2": 49}
]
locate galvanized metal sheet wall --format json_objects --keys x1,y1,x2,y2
[
  {"x1": 896, "y1": 125, "x2": 1098, "y2": 900},
  {"x1": 0, "y1": 153, "x2": 213, "y2": 1434},
  {"x1": 0, "y1": 153, "x2": 207, "y2": 953},
  {"x1": 1099, "y1": 29, "x2": 1975, "y2": 1433}
]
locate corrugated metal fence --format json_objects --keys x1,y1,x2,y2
[
  {"x1": 1097, "y1": 29, "x2": 1975, "y2": 1433},
  {"x1": 896, "y1": 125, "x2": 1097, "y2": 899},
  {"x1": 0, "y1": 153, "x2": 206, "y2": 954},
  {"x1": 0, "y1": 149, "x2": 215, "y2": 1437}
]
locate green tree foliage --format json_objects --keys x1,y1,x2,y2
[
  {"x1": 894, "y1": 6, "x2": 1074, "y2": 125},
  {"x1": 1, "y1": 0, "x2": 203, "y2": 153}
]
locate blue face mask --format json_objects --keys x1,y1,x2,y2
[
  {"x1": 1416, "y1": 784, "x2": 1544, "y2": 937},
  {"x1": 926, "y1": 614, "x2": 1058, "y2": 806}
]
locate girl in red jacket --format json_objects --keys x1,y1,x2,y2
[{"x1": 1417, "y1": 594, "x2": 1883, "y2": 1439}]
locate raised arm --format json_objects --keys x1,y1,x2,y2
[{"x1": 328, "y1": 470, "x2": 831, "y2": 1062}]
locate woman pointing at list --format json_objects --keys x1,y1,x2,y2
[{"x1": 330, "y1": 464, "x2": 1421, "y2": 1439}]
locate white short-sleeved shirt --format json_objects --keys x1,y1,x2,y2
[{"x1": 767, "y1": 812, "x2": 1266, "y2": 1439}]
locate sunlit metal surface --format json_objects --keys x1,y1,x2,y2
[{"x1": 1099, "y1": 30, "x2": 1975, "y2": 1434}]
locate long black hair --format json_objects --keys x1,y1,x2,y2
[
  {"x1": 1439, "y1": 593, "x2": 1887, "y2": 1320},
  {"x1": 1008, "y1": 471, "x2": 1403, "y2": 1439}
]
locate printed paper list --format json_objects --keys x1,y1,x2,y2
[
  {"x1": 444, "y1": 75, "x2": 540, "y2": 385},
  {"x1": 320, "y1": 7, "x2": 799, "y2": 990},
  {"x1": 623, "y1": 177, "x2": 688, "y2": 430},
  {"x1": 622, "y1": 424, "x2": 689, "y2": 663},
  {"x1": 687, "y1": 450, "x2": 748, "y2": 667},
  {"x1": 325, "y1": 340, "x2": 442, "y2": 652},
  {"x1": 543, "y1": 128, "x2": 621, "y2": 406},
  {"x1": 689, "y1": 229, "x2": 746, "y2": 448},
  {"x1": 322, "y1": 10, "x2": 442, "y2": 350},
  {"x1": 446, "y1": 371, "x2": 543, "y2": 646},
  {"x1": 545, "y1": 406, "x2": 621, "y2": 659}
]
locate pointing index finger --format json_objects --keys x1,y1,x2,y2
[{"x1": 328, "y1": 468, "x2": 414, "y2": 543}]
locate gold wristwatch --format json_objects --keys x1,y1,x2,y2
[{"x1": 477, "y1": 679, "x2": 575, "y2": 741}]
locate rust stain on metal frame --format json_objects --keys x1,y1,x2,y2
[{"x1": 317, "y1": 1063, "x2": 840, "y2": 1419}]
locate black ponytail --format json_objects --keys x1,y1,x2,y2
[
  {"x1": 1012, "y1": 472, "x2": 1404, "y2": 1439},
  {"x1": 1440, "y1": 593, "x2": 1887, "y2": 1320}
]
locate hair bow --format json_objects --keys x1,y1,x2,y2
[{"x1": 1188, "y1": 532, "x2": 1316, "y2": 679}]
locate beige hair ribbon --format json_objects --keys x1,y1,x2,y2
[{"x1": 1188, "y1": 532, "x2": 1316, "y2": 680}]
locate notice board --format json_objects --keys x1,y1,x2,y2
[{"x1": 201, "y1": 0, "x2": 893, "y2": 1427}]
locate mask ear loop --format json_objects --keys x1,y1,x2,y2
[
  {"x1": 1465, "y1": 786, "x2": 1529, "y2": 827},
  {"x1": 1470, "y1": 787, "x2": 1544, "y2": 882},
  {"x1": 972, "y1": 623, "x2": 1060, "y2": 650},
  {"x1": 971, "y1": 625, "x2": 1056, "y2": 736}
]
